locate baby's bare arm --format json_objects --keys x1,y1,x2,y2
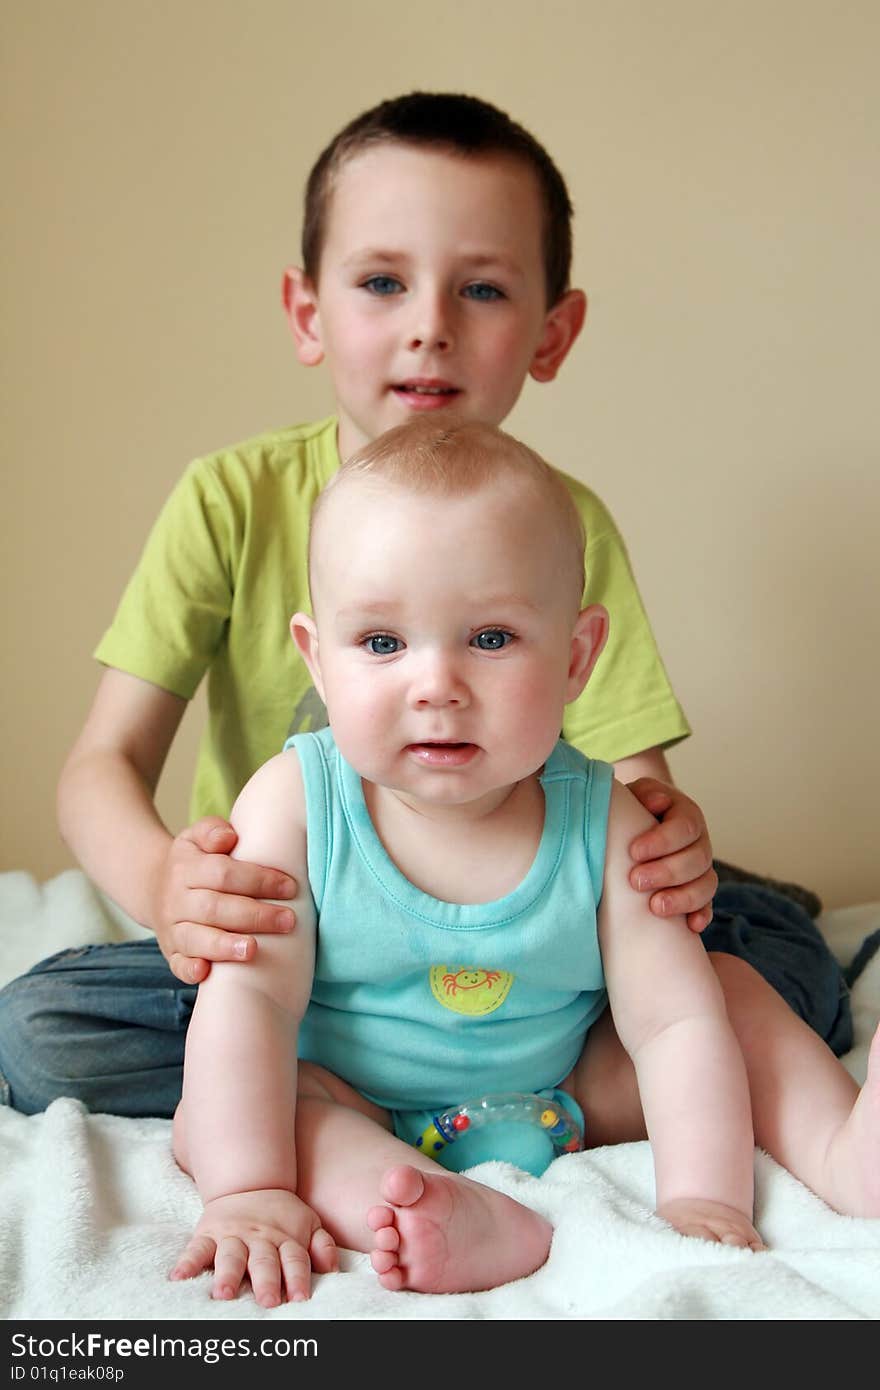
[
  {"x1": 175, "y1": 750, "x2": 317, "y2": 1204},
  {"x1": 598, "y1": 781, "x2": 758, "y2": 1237},
  {"x1": 170, "y1": 750, "x2": 336, "y2": 1301}
]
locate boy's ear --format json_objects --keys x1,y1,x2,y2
[
  {"x1": 529, "y1": 289, "x2": 587, "y2": 384},
  {"x1": 290, "y1": 612, "x2": 326, "y2": 699},
  {"x1": 282, "y1": 267, "x2": 324, "y2": 366},
  {"x1": 565, "y1": 603, "x2": 609, "y2": 702}
]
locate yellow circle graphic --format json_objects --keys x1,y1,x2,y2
[{"x1": 429, "y1": 965, "x2": 514, "y2": 1016}]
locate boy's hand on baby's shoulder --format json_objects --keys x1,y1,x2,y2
[
  {"x1": 656, "y1": 1197, "x2": 765, "y2": 1252},
  {"x1": 149, "y1": 818, "x2": 297, "y2": 984},
  {"x1": 625, "y1": 778, "x2": 718, "y2": 934},
  {"x1": 170, "y1": 1189, "x2": 338, "y2": 1306}
]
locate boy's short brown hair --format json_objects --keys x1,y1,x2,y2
[{"x1": 301, "y1": 92, "x2": 574, "y2": 308}]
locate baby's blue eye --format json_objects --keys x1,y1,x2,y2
[
  {"x1": 363, "y1": 275, "x2": 403, "y2": 296},
  {"x1": 471, "y1": 629, "x2": 512, "y2": 651},
  {"x1": 463, "y1": 282, "x2": 503, "y2": 301},
  {"x1": 365, "y1": 634, "x2": 402, "y2": 655}
]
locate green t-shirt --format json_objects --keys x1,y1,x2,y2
[{"x1": 95, "y1": 416, "x2": 690, "y2": 823}]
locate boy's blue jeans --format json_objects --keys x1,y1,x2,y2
[{"x1": 0, "y1": 884, "x2": 853, "y2": 1119}]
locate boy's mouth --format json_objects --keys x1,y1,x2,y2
[{"x1": 392, "y1": 379, "x2": 461, "y2": 409}]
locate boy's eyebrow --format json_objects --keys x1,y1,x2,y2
[{"x1": 341, "y1": 248, "x2": 526, "y2": 279}]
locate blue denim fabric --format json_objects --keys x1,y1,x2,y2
[
  {"x1": 0, "y1": 939, "x2": 193, "y2": 1117},
  {"x1": 704, "y1": 883, "x2": 852, "y2": 1057},
  {"x1": 0, "y1": 882, "x2": 853, "y2": 1118}
]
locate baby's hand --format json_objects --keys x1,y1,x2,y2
[
  {"x1": 170, "y1": 1189, "x2": 338, "y2": 1306},
  {"x1": 656, "y1": 1197, "x2": 765, "y2": 1251},
  {"x1": 148, "y1": 818, "x2": 297, "y2": 984}
]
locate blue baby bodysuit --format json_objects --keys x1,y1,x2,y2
[{"x1": 289, "y1": 727, "x2": 613, "y2": 1112}]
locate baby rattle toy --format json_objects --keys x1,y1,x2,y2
[{"x1": 414, "y1": 1091, "x2": 583, "y2": 1174}]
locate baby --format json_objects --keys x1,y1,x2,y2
[{"x1": 171, "y1": 418, "x2": 879, "y2": 1305}]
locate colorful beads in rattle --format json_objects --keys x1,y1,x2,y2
[{"x1": 414, "y1": 1091, "x2": 583, "y2": 1167}]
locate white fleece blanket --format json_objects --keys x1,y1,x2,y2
[{"x1": 0, "y1": 869, "x2": 878, "y2": 1321}]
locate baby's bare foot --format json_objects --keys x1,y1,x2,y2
[
  {"x1": 366, "y1": 1163, "x2": 552, "y2": 1293},
  {"x1": 826, "y1": 1024, "x2": 880, "y2": 1217}
]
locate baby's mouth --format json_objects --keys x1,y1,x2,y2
[{"x1": 406, "y1": 742, "x2": 478, "y2": 767}]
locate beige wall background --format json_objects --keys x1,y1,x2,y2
[{"x1": 3, "y1": 0, "x2": 878, "y2": 908}]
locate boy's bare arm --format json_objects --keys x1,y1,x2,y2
[
  {"x1": 57, "y1": 668, "x2": 297, "y2": 981},
  {"x1": 613, "y1": 744, "x2": 717, "y2": 932},
  {"x1": 598, "y1": 781, "x2": 760, "y2": 1245}
]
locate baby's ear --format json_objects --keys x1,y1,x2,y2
[
  {"x1": 282, "y1": 267, "x2": 324, "y2": 366},
  {"x1": 291, "y1": 613, "x2": 325, "y2": 698},
  {"x1": 566, "y1": 604, "x2": 609, "y2": 701}
]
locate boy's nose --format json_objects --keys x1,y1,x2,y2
[{"x1": 407, "y1": 292, "x2": 454, "y2": 353}]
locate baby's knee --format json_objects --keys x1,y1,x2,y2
[
  {"x1": 297, "y1": 1060, "x2": 392, "y2": 1127},
  {"x1": 708, "y1": 951, "x2": 784, "y2": 1048}
]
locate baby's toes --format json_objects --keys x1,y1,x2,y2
[
  {"x1": 367, "y1": 1203, "x2": 395, "y2": 1232},
  {"x1": 370, "y1": 1249, "x2": 398, "y2": 1275},
  {"x1": 372, "y1": 1225, "x2": 399, "y2": 1253}
]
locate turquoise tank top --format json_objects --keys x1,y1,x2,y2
[{"x1": 289, "y1": 727, "x2": 613, "y2": 1111}]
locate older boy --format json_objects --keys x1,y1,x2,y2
[{"x1": 0, "y1": 93, "x2": 848, "y2": 1120}]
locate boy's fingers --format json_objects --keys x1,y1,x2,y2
[
  {"x1": 626, "y1": 777, "x2": 674, "y2": 816},
  {"x1": 630, "y1": 845, "x2": 716, "y2": 894},
  {"x1": 647, "y1": 867, "x2": 718, "y2": 919},
  {"x1": 172, "y1": 924, "x2": 258, "y2": 967},
  {"x1": 630, "y1": 816, "x2": 704, "y2": 864},
  {"x1": 686, "y1": 906, "x2": 714, "y2": 934},
  {"x1": 168, "y1": 952, "x2": 211, "y2": 985},
  {"x1": 198, "y1": 857, "x2": 297, "y2": 902},
  {"x1": 185, "y1": 890, "x2": 296, "y2": 936},
  {"x1": 183, "y1": 817, "x2": 238, "y2": 852}
]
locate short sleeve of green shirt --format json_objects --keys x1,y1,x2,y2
[
  {"x1": 94, "y1": 418, "x2": 340, "y2": 820},
  {"x1": 94, "y1": 457, "x2": 237, "y2": 701},
  {"x1": 558, "y1": 470, "x2": 691, "y2": 761}
]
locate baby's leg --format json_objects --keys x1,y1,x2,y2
[
  {"x1": 562, "y1": 1004, "x2": 647, "y2": 1146},
  {"x1": 712, "y1": 953, "x2": 879, "y2": 1217},
  {"x1": 294, "y1": 1063, "x2": 552, "y2": 1293},
  {"x1": 567, "y1": 955, "x2": 879, "y2": 1218}
]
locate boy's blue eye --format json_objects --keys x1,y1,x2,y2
[
  {"x1": 365, "y1": 634, "x2": 402, "y2": 655},
  {"x1": 363, "y1": 275, "x2": 403, "y2": 296},
  {"x1": 463, "y1": 282, "x2": 504, "y2": 301},
  {"x1": 471, "y1": 629, "x2": 513, "y2": 651}
]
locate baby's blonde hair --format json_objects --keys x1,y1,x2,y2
[{"x1": 310, "y1": 418, "x2": 587, "y2": 611}]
